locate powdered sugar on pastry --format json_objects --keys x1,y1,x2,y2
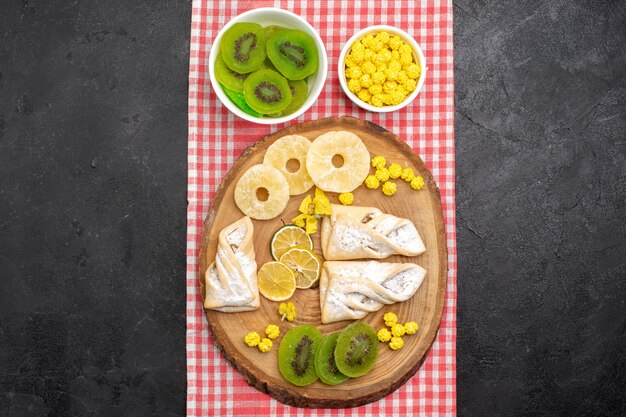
[{"x1": 319, "y1": 261, "x2": 427, "y2": 323}]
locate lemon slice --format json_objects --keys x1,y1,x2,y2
[
  {"x1": 270, "y1": 225, "x2": 314, "y2": 260},
  {"x1": 279, "y1": 247, "x2": 322, "y2": 289},
  {"x1": 257, "y1": 261, "x2": 296, "y2": 301}
]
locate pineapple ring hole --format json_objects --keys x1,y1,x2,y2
[
  {"x1": 331, "y1": 154, "x2": 345, "y2": 168},
  {"x1": 286, "y1": 158, "x2": 301, "y2": 173},
  {"x1": 256, "y1": 187, "x2": 269, "y2": 202}
]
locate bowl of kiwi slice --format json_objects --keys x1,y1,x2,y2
[{"x1": 209, "y1": 8, "x2": 328, "y2": 124}]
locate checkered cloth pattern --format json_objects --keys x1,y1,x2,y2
[{"x1": 187, "y1": 0, "x2": 455, "y2": 415}]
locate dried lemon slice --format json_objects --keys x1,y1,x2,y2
[
  {"x1": 306, "y1": 131, "x2": 370, "y2": 192},
  {"x1": 234, "y1": 164, "x2": 289, "y2": 220},
  {"x1": 279, "y1": 247, "x2": 322, "y2": 289},
  {"x1": 263, "y1": 135, "x2": 314, "y2": 195},
  {"x1": 270, "y1": 224, "x2": 314, "y2": 260},
  {"x1": 257, "y1": 261, "x2": 296, "y2": 301}
]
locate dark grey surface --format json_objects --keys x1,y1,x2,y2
[
  {"x1": 0, "y1": 0, "x2": 625, "y2": 416},
  {"x1": 454, "y1": 1, "x2": 626, "y2": 416},
  {"x1": 0, "y1": 0, "x2": 189, "y2": 416}
]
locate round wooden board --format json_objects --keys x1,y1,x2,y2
[{"x1": 198, "y1": 116, "x2": 448, "y2": 408}]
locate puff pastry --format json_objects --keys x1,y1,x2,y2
[
  {"x1": 320, "y1": 204, "x2": 426, "y2": 260},
  {"x1": 204, "y1": 216, "x2": 259, "y2": 312},
  {"x1": 319, "y1": 261, "x2": 427, "y2": 323}
]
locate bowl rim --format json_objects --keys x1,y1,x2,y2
[
  {"x1": 338, "y1": 24, "x2": 426, "y2": 113},
  {"x1": 208, "y1": 7, "x2": 328, "y2": 125}
]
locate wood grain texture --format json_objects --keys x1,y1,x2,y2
[{"x1": 198, "y1": 116, "x2": 447, "y2": 408}]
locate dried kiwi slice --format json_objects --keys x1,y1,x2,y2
[
  {"x1": 267, "y1": 29, "x2": 319, "y2": 80},
  {"x1": 315, "y1": 333, "x2": 350, "y2": 385},
  {"x1": 270, "y1": 80, "x2": 308, "y2": 117},
  {"x1": 220, "y1": 84, "x2": 261, "y2": 117},
  {"x1": 220, "y1": 22, "x2": 267, "y2": 74},
  {"x1": 278, "y1": 325, "x2": 323, "y2": 386},
  {"x1": 214, "y1": 53, "x2": 249, "y2": 92},
  {"x1": 243, "y1": 69, "x2": 292, "y2": 114},
  {"x1": 334, "y1": 322, "x2": 378, "y2": 378}
]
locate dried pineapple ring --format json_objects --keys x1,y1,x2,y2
[
  {"x1": 234, "y1": 164, "x2": 289, "y2": 220},
  {"x1": 306, "y1": 131, "x2": 370, "y2": 193},
  {"x1": 263, "y1": 135, "x2": 314, "y2": 195}
]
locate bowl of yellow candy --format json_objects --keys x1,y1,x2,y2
[{"x1": 338, "y1": 25, "x2": 426, "y2": 112}]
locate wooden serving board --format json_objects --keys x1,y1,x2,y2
[{"x1": 198, "y1": 116, "x2": 447, "y2": 408}]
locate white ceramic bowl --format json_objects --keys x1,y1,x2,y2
[
  {"x1": 338, "y1": 25, "x2": 426, "y2": 113},
  {"x1": 209, "y1": 8, "x2": 328, "y2": 125}
]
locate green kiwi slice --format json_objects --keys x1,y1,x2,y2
[
  {"x1": 334, "y1": 322, "x2": 378, "y2": 378},
  {"x1": 265, "y1": 25, "x2": 284, "y2": 39},
  {"x1": 243, "y1": 68, "x2": 292, "y2": 114},
  {"x1": 214, "y1": 53, "x2": 249, "y2": 93},
  {"x1": 266, "y1": 29, "x2": 319, "y2": 80},
  {"x1": 314, "y1": 333, "x2": 350, "y2": 385},
  {"x1": 278, "y1": 325, "x2": 323, "y2": 386},
  {"x1": 220, "y1": 84, "x2": 261, "y2": 117},
  {"x1": 269, "y1": 80, "x2": 308, "y2": 117},
  {"x1": 220, "y1": 22, "x2": 267, "y2": 74}
]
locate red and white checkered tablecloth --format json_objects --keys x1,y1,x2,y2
[{"x1": 187, "y1": 1, "x2": 456, "y2": 415}]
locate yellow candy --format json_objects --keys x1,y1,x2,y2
[
  {"x1": 397, "y1": 70, "x2": 409, "y2": 84},
  {"x1": 377, "y1": 328, "x2": 392, "y2": 342},
  {"x1": 388, "y1": 36, "x2": 402, "y2": 50},
  {"x1": 375, "y1": 167, "x2": 390, "y2": 182},
  {"x1": 400, "y1": 52, "x2": 413, "y2": 66},
  {"x1": 384, "y1": 312, "x2": 398, "y2": 326},
  {"x1": 382, "y1": 181, "x2": 397, "y2": 196},
  {"x1": 371, "y1": 155, "x2": 386, "y2": 169},
  {"x1": 406, "y1": 63, "x2": 421, "y2": 79},
  {"x1": 370, "y1": 40, "x2": 383, "y2": 52},
  {"x1": 368, "y1": 84, "x2": 382, "y2": 95},
  {"x1": 244, "y1": 331, "x2": 261, "y2": 347},
  {"x1": 338, "y1": 192, "x2": 354, "y2": 205},
  {"x1": 359, "y1": 73, "x2": 373, "y2": 88},
  {"x1": 345, "y1": 66, "x2": 363, "y2": 79},
  {"x1": 391, "y1": 323, "x2": 406, "y2": 337},
  {"x1": 376, "y1": 31, "x2": 390, "y2": 44},
  {"x1": 389, "y1": 336, "x2": 404, "y2": 350},
  {"x1": 388, "y1": 163, "x2": 402, "y2": 179},
  {"x1": 362, "y1": 61, "x2": 376, "y2": 75},
  {"x1": 403, "y1": 79, "x2": 417, "y2": 92},
  {"x1": 404, "y1": 322, "x2": 419, "y2": 335},
  {"x1": 386, "y1": 68, "x2": 399, "y2": 81},
  {"x1": 258, "y1": 338, "x2": 273, "y2": 352},
  {"x1": 351, "y1": 41, "x2": 364, "y2": 52},
  {"x1": 350, "y1": 49, "x2": 365, "y2": 63},
  {"x1": 364, "y1": 175, "x2": 380, "y2": 189},
  {"x1": 390, "y1": 91, "x2": 406, "y2": 105},
  {"x1": 357, "y1": 89, "x2": 371, "y2": 102},
  {"x1": 347, "y1": 78, "x2": 361, "y2": 93},
  {"x1": 265, "y1": 324, "x2": 280, "y2": 339},
  {"x1": 372, "y1": 71, "x2": 386, "y2": 85},
  {"x1": 401, "y1": 167, "x2": 415, "y2": 181},
  {"x1": 410, "y1": 175, "x2": 425, "y2": 190},
  {"x1": 383, "y1": 80, "x2": 397, "y2": 93},
  {"x1": 400, "y1": 44, "x2": 413, "y2": 55}
]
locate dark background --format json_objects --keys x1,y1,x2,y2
[{"x1": 0, "y1": 0, "x2": 624, "y2": 416}]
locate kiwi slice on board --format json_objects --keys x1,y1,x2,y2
[
  {"x1": 270, "y1": 79, "x2": 308, "y2": 117},
  {"x1": 220, "y1": 84, "x2": 262, "y2": 117},
  {"x1": 214, "y1": 53, "x2": 249, "y2": 93},
  {"x1": 334, "y1": 322, "x2": 378, "y2": 378},
  {"x1": 266, "y1": 29, "x2": 319, "y2": 80},
  {"x1": 278, "y1": 325, "x2": 323, "y2": 386},
  {"x1": 220, "y1": 22, "x2": 267, "y2": 74},
  {"x1": 243, "y1": 68, "x2": 292, "y2": 114},
  {"x1": 314, "y1": 332, "x2": 350, "y2": 386}
]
